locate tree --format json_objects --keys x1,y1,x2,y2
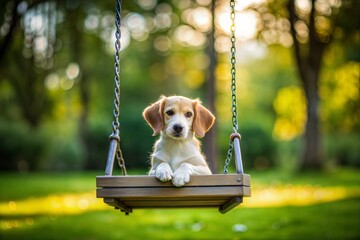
[
  {"x1": 287, "y1": 0, "x2": 325, "y2": 170},
  {"x1": 0, "y1": 0, "x2": 56, "y2": 128},
  {"x1": 254, "y1": 0, "x2": 360, "y2": 170}
]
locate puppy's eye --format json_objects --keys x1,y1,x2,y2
[
  {"x1": 185, "y1": 112, "x2": 193, "y2": 118},
  {"x1": 166, "y1": 110, "x2": 174, "y2": 116}
]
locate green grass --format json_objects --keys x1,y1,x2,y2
[
  {"x1": 0, "y1": 171, "x2": 101, "y2": 201},
  {"x1": 1, "y1": 199, "x2": 359, "y2": 240},
  {"x1": 1, "y1": 169, "x2": 360, "y2": 240},
  {"x1": 248, "y1": 167, "x2": 360, "y2": 187}
]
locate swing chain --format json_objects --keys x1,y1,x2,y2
[
  {"x1": 111, "y1": 0, "x2": 121, "y2": 136},
  {"x1": 224, "y1": 0, "x2": 239, "y2": 174},
  {"x1": 110, "y1": 0, "x2": 127, "y2": 175},
  {"x1": 116, "y1": 144, "x2": 127, "y2": 175}
]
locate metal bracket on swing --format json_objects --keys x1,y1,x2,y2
[
  {"x1": 105, "y1": 132, "x2": 127, "y2": 176},
  {"x1": 230, "y1": 132, "x2": 244, "y2": 174},
  {"x1": 105, "y1": 134, "x2": 118, "y2": 176}
]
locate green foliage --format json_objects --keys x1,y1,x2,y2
[
  {"x1": 240, "y1": 124, "x2": 277, "y2": 170},
  {"x1": 81, "y1": 120, "x2": 110, "y2": 170},
  {"x1": 0, "y1": 122, "x2": 45, "y2": 171},
  {"x1": 326, "y1": 133, "x2": 360, "y2": 167},
  {"x1": 120, "y1": 113, "x2": 154, "y2": 170},
  {"x1": 45, "y1": 137, "x2": 83, "y2": 171}
]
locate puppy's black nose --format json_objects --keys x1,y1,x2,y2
[{"x1": 173, "y1": 124, "x2": 183, "y2": 134}]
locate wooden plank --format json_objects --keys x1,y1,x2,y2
[
  {"x1": 106, "y1": 197, "x2": 230, "y2": 208},
  {"x1": 244, "y1": 186, "x2": 251, "y2": 197},
  {"x1": 104, "y1": 198, "x2": 132, "y2": 213},
  {"x1": 104, "y1": 197, "x2": 245, "y2": 210},
  {"x1": 126, "y1": 204, "x2": 222, "y2": 209},
  {"x1": 96, "y1": 174, "x2": 251, "y2": 188},
  {"x1": 132, "y1": 206, "x2": 220, "y2": 209},
  {"x1": 219, "y1": 196, "x2": 243, "y2": 214},
  {"x1": 124, "y1": 200, "x2": 226, "y2": 207},
  {"x1": 97, "y1": 186, "x2": 250, "y2": 199},
  {"x1": 118, "y1": 196, "x2": 231, "y2": 202},
  {"x1": 122, "y1": 196, "x2": 228, "y2": 204}
]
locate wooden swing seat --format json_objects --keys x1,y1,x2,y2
[{"x1": 96, "y1": 173, "x2": 251, "y2": 214}]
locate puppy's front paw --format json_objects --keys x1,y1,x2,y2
[
  {"x1": 156, "y1": 167, "x2": 173, "y2": 182},
  {"x1": 172, "y1": 171, "x2": 190, "y2": 187}
]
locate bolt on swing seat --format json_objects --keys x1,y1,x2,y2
[{"x1": 96, "y1": 0, "x2": 251, "y2": 215}]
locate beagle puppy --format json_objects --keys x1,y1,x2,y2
[{"x1": 143, "y1": 96, "x2": 215, "y2": 187}]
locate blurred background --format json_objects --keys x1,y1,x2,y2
[
  {"x1": 0, "y1": 0, "x2": 359, "y2": 239},
  {"x1": 0, "y1": 0, "x2": 359, "y2": 173}
]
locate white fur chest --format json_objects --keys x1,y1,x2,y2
[{"x1": 152, "y1": 134, "x2": 202, "y2": 170}]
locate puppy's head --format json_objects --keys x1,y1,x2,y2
[{"x1": 143, "y1": 96, "x2": 215, "y2": 139}]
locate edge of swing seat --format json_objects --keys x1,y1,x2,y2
[{"x1": 96, "y1": 174, "x2": 251, "y2": 214}]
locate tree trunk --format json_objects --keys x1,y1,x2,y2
[
  {"x1": 300, "y1": 71, "x2": 322, "y2": 170},
  {"x1": 67, "y1": 6, "x2": 92, "y2": 169},
  {"x1": 287, "y1": 0, "x2": 325, "y2": 170},
  {"x1": 0, "y1": 1, "x2": 20, "y2": 68},
  {"x1": 203, "y1": 0, "x2": 218, "y2": 173}
]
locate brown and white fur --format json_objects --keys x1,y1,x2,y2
[{"x1": 143, "y1": 96, "x2": 215, "y2": 187}]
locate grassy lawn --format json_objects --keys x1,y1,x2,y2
[{"x1": 0, "y1": 169, "x2": 360, "y2": 239}]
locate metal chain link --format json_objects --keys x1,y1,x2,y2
[
  {"x1": 116, "y1": 144, "x2": 127, "y2": 175},
  {"x1": 224, "y1": 0, "x2": 239, "y2": 174},
  {"x1": 110, "y1": 0, "x2": 127, "y2": 175},
  {"x1": 111, "y1": 0, "x2": 121, "y2": 136}
]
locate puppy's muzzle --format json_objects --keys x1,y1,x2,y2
[
  {"x1": 173, "y1": 124, "x2": 183, "y2": 134},
  {"x1": 171, "y1": 124, "x2": 185, "y2": 138}
]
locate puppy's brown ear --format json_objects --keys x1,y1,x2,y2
[
  {"x1": 193, "y1": 100, "x2": 215, "y2": 138},
  {"x1": 143, "y1": 97, "x2": 166, "y2": 136}
]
